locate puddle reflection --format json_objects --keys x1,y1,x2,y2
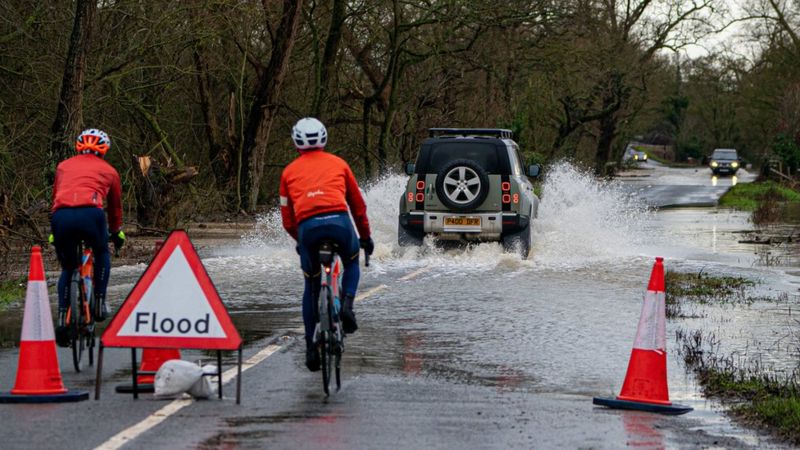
[
  {"x1": 710, "y1": 175, "x2": 738, "y2": 187},
  {"x1": 622, "y1": 411, "x2": 665, "y2": 448}
]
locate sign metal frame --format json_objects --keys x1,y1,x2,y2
[{"x1": 94, "y1": 230, "x2": 243, "y2": 404}]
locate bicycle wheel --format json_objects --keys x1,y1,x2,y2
[
  {"x1": 69, "y1": 273, "x2": 85, "y2": 372},
  {"x1": 86, "y1": 326, "x2": 95, "y2": 367},
  {"x1": 319, "y1": 286, "x2": 334, "y2": 395},
  {"x1": 84, "y1": 270, "x2": 95, "y2": 367},
  {"x1": 334, "y1": 331, "x2": 342, "y2": 392},
  {"x1": 321, "y1": 332, "x2": 331, "y2": 395}
]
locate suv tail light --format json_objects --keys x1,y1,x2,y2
[
  {"x1": 416, "y1": 180, "x2": 425, "y2": 190},
  {"x1": 502, "y1": 194, "x2": 511, "y2": 204}
]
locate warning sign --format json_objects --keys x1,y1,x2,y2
[{"x1": 102, "y1": 230, "x2": 242, "y2": 350}]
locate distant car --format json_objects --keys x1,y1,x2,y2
[
  {"x1": 709, "y1": 148, "x2": 739, "y2": 175},
  {"x1": 398, "y1": 128, "x2": 541, "y2": 258},
  {"x1": 623, "y1": 146, "x2": 647, "y2": 162}
]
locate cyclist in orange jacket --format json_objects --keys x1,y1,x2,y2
[
  {"x1": 280, "y1": 118, "x2": 374, "y2": 372},
  {"x1": 51, "y1": 129, "x2": 125, "y2": 347}
]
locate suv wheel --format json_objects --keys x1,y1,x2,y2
[
  {"x1": 502, "y1": 221, "x2": 531, "y2": 259},
  {"x1": 398, "y1": 218, "x2": 423, "y2": 247},
  {"x1": 435, "y1": 159, "x2": 490, "y2": 211}
]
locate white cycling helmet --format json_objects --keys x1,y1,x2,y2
[{"x1": 292, "y1": 118, "x2": 327, "y2": 150}]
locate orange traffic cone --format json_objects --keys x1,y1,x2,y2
[
  {"x1": 593, "y1": 257, "x2": 692, "y2": 414},
  {"x1": 0, "y1": 246, "x2": 88, "y2": 403}
]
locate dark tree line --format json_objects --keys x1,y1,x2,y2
[{"x1": 0, "y1": 0, "x2": 798, "y2": 237}]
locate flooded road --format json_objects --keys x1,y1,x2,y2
[{"x1": 1, "y1": 161, "x2": 798, "y2": 449}]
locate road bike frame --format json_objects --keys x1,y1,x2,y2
[
  {"x1": 67, "y1": 244, "x2": 96, "y2": 372},
  {"x1": 315, "y1": 240, "x2": 344, "y2": 395},
  {"x1": 314, "y1": 241, "x2": 370, "y2": 395}
]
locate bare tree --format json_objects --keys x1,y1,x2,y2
[
  {"x1": 48, "y1": 0, "x2": 95, "y2": 169},
  {"x1": 240, "y1": 0, "x2": 304, "y2": 213}
]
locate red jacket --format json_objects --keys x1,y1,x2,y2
[
  {"x1": 279, "y1": 149, "x2": 370, "y2": 240},
  {"x1": 52, "y1": 154, "x2": 123, "y2": 232}
]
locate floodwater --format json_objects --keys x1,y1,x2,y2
[
  {"x1": 1, "y1": 161, "x2": 798, "y2": 447},
  {"x1": 184, "y1": 161, "x2": 795, "y2": 444}
]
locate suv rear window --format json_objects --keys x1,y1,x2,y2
[
  {"x1": 712, "y1": 149, "x2": 737, "y2": 160},
  {"x1": 421, "y1": 142, "x2": 500, "y2": 174}
]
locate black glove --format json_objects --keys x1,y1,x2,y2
[
  {"x1": 359, "y1": 237, "x2": 374, "y2": 256},
  {"x1": 111, "y1": 230, "x2": 126, "y2": 250}
]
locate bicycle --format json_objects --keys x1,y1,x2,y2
[
  {"x1": 66, "y1": 243, "x2": 96, "y2": 372},
  {"x1": 314, "y1": 240, "x2": 369, "y2": 395}
]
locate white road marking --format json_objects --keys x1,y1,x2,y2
[
  {"x1": 95, "y1": 270, "x2": 403, "y2": 449},
  {"x1": 355, "y1": 284, "x2": 387, "y2": 302},
  {"x1": 399, "y1": 267, "x2": 429, "y2": 281},
  {"x1": 94, "y1": 343, "x2": 283, "y2": 450}
]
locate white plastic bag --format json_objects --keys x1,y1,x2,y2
[
  {"x1": 187, "y1": 364, "x2": 218, "y2": 399},
  {"x1": 154, "y1": 359, "x2": 203, "y2": 398}
]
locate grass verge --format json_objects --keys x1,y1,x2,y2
[
  {"x1": 0, "y1": 277, "x2": 26, "y2": 308},
  {"x1": 719, "y1": 181, "x2": 800, "y2": 223},
  {"x1": 676, "y1": 328, "x2": 800, "y2": 445},
  {"x1": 670, "y1": 270, "x2": 800, "y2": 444}
]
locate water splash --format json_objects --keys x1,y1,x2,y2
[
  {"x1": 533, "y1": 161, "x2": 652, "y2": 267},
  {"x1": 240, "y1": 162, "x2": 651, "y2": 271}
]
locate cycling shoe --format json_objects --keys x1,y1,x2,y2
[
  {"x1": 341, "y1": 308, "x2": 358, "y2": 334},
  {"x1": 55, "y1": 326, "x2": 70, "y2": 348},
  {"x1": 95, "y1": 302, "x2": 110, "y2": 322},
  {"x1": 341, "y1": 294, "x2": 358, "y2": 334},
  {"x1": 306, "y1": 348, "x2": 321, "y2": 372}
]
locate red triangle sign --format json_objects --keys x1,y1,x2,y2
[{"x1": 102, "y1": 230, "x2": 242, "y2": 350}]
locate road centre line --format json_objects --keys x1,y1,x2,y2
[
  {"x1": 94, "y1": 343, "x2": 283, "y2": 450},
  {"x1": 355, "y1": 284, "x2": 387, "y2": 302},
  {"x1": 96, "y1": 269, "x2": 406, "y2": 449},
  {"x1": 399, "y1": 266, "x2": 429, "y2": 281}
]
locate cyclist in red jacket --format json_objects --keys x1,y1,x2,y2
[
  {"x1": 280, "y1": 118, "x2": 374, "y2": 372},
  {"x1": 51, "y1": 129, "x2": 125, "y2": 347}
]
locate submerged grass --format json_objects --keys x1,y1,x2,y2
[
  {"x1": 671, "y1": 270, "x2": 800, "y2": 444},
  {"x1": 664, "y1": 270, "x2": 760, "y2": 318},
  {"x1": 676, "y1": 328, "x2": 800, "y2": 444}
]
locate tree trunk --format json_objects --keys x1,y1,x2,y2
[
  {"x1": 47, "y1": 0, "x2": 95, "y2": 173},
  {"x1": 361, "y1": 97, "x2": 373, "y2": 179},
  {"x1": 240, "y1": 0, "x2": 303, "y2": 213},
  {"x1": 595, "y1": 111, "x2": 618, "y2": 175},
  {"x1": 312, "y1": 0, "x2": 346, "y2": 118},
  {"x1": 194, "y1": 48, "x2": 234, "y2": 186}
]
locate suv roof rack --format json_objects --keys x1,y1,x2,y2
[{"x1": 428, "y1": 128, "x2": 513, "y2": 139}]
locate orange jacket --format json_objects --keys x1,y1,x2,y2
[
  {"x1": 52, "y1": 154, "x2": 123, "y2": 232},
  {"x1": 279, "y1": 149, "x2": 370, "y2": 240}
]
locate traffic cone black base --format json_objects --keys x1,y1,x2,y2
[
  {"x1": 593, "y1": 397, "x2": 692, "y2": 415},
  {"x1": 0, "y1": 390, "x2": 89, "y2": 404}
]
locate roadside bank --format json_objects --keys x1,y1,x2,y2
[{"x1": 668, "y1": 270, "x2": 800, "y2": 445}]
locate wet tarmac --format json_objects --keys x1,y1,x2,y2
[{"x1": 0, "y1": 162, "x2": 798, "y2": 449}]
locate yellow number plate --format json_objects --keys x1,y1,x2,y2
[{"x1": 444, "y1": 216, "x2": 481, "y2": 226}]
